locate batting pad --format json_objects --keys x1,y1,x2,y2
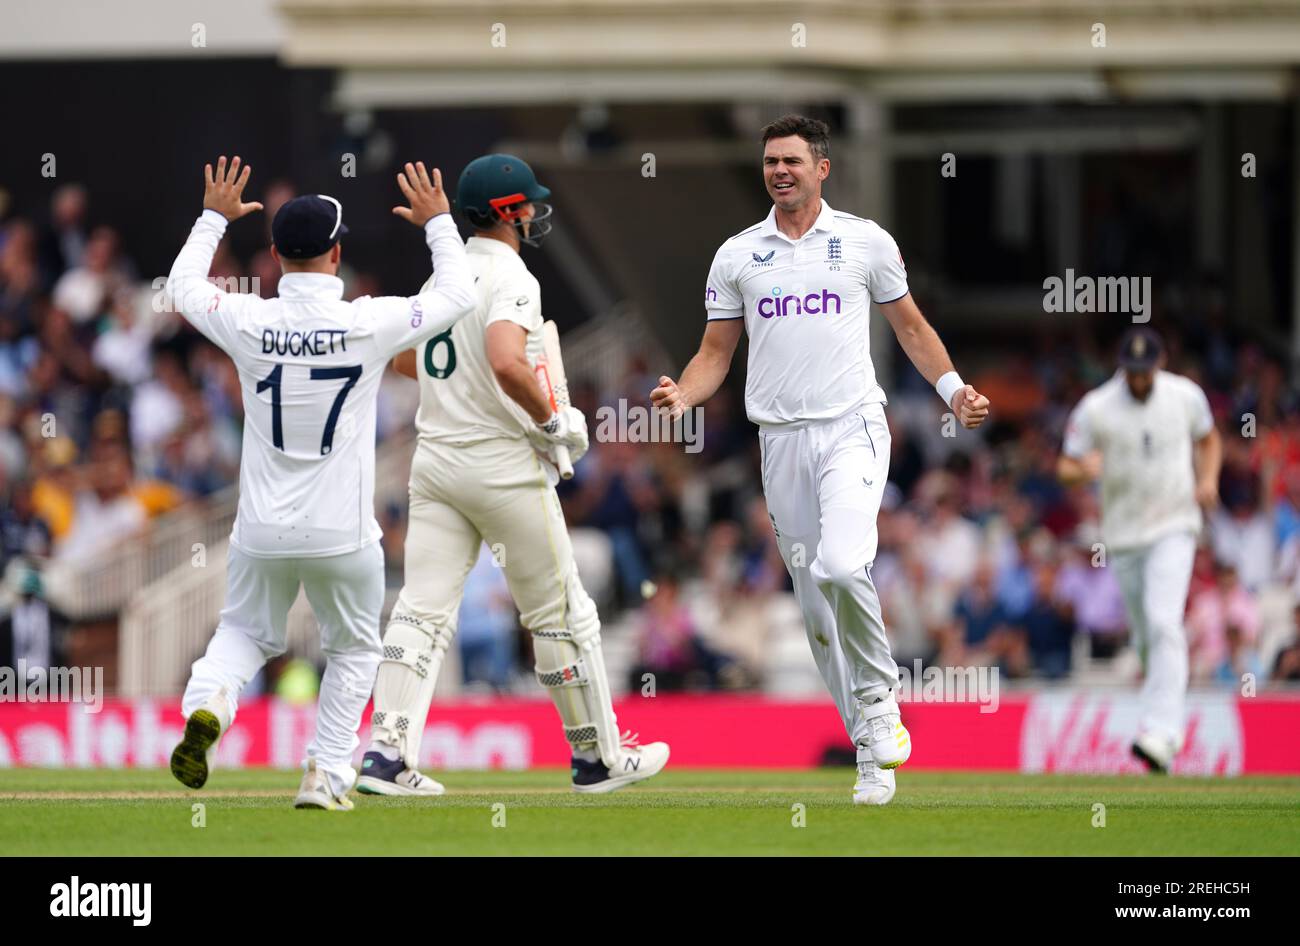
[{"x1": 370, "y1": 609, "x2": 453, "y2": 769}]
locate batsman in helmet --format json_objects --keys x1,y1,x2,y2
[{"x1": 359, "y1": 154, "x2": 670, "y2": 795}]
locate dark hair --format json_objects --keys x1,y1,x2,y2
[{"x1": 761, "y1": 114, "x2": 830, "y2": 162}]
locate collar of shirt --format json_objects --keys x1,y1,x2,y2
[
  {"x1": 757, "y1": 198, "x2": 837, "y2": 244},
  {"x1": 467, "y1": 235, "x2": 520, "y2": 259},
  {"x1": 277, "y1": 272, "x2": 344, "y2": 300}
]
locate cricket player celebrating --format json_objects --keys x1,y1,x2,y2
[
  {"x1": 651, "y1": 116, "x2": 989, "y2": 806},
  {"x1": 166, "y1": 156, "x2": 475, "y2": 809},
  {"x1": 358, "y1": 154, "x2": 669, "y2": 795},
  {"x1": 1058, "y1": 328, "x2": 1222, "y2": 773}
]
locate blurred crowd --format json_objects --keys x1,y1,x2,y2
[{"x1": 3, "y1": 183, "x2": 1300, "y2": 695}]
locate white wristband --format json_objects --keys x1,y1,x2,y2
[{"x1": 936, "y1": 371, "x2": 966, "y2": 409}]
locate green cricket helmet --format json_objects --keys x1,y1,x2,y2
[{"x1": 456, "y1": 153, "x2": 553, "y2": 247}]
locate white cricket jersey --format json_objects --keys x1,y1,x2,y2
[
  {"x1": 705, "y1": 198, "x2": 908, "y2": 428},
  {"x1": 412, "y1": 236, "x2": 544, "y2": 445},
  {"x1": 1063, "y1": 370, "x2": 1215, "y2": 551},
  {"x1": 167, "y1": 210, "x2": 474, "y2": 558}
]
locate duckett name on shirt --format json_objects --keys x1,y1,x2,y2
[
  {"x1": 757, "y1": 289, "x2": 842, "y2": 319},
  {"x1": 261, "y1": 328, "x2": 349, "y2": 357}
]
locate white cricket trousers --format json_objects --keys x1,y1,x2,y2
[
  {"x1": 1110, "y1": 530, "x2": 1196, "y2": 749},
  {"x1": 760, "y1": 402, "x2": 898, "y2": 759},
  {"x1": 396, "y1": 436, "x2": 583, "y2": 635},
  {"x1": 181, "y1": 541, "x2": 385, "y2": 796}
]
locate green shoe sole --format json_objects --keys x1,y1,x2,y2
[{"x1": 170, "y1": 709, "x2": 222, "y2": 789}]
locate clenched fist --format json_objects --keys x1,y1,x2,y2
[
  {"x1": 650, "y1": 375, "x2": 688, "y2": 419},
  {"x1": 951, "y1": 385, "x2": 990, "y2": 429}
]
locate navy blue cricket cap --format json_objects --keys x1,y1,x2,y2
[
  {"x1": 1119, "y1": 327, "x2": 1163, "y2": 371},
  {"x1": 272, "y1": 194, "x2": 349, "y2": 260}
]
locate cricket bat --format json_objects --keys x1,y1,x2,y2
[{"x1": 536, "y1": 320, "x2": 575, "y2": 479}]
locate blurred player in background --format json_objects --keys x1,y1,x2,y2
[
  {"x1": 1058, "y1": 327, "x2": 1222, "y2": 773},
  {"x1": 652, "y1": 115, "x2": 989, "y2": 806},
  {"x1": 166, "y1": 157, "x2": 475, "y2": 809},
  {"x1": 359, "y1": 154, "x2": 669, "y2": 796}
]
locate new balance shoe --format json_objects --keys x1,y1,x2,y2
[
  {"x1": 571, "y1": 732, "x2": 669, "y2": 794},
  {"x1": 355, "y1": 750, "x2": 445, "y2": 796}
]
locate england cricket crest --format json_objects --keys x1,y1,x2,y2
[{"x1": 825, "y1": 236, "x2": 842, "y2": 270}]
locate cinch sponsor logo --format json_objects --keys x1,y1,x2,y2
[
  {"x1": 757, "y1": 288, "x2": 842, "y2": 319},
  {"x1": 705, "y1": 286, "x2": 717, "y2": 302}
]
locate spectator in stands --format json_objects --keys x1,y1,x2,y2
[
  {"x1": 1187, "y1": 560, "x2": 1262, "y2": 685},
  {"x1": 943, "y1": 560, "x2": 1027, "y2": 675},
  {"x1": 0, "y1": 476, "x2": 52, "y2": 569},
  {"x1": 38, "y1": 184, "x2": 88, "y2": 291},
  {"x1": 1, "y1": 220, "x2": 41, "y2": 331},
  {"x1": 92, "y1": 287, "x2": 154, "y2": 387},
  {"x1": 1017, "y1": 561, "x2": 1074, "y2": 679},
  {"x1": 1210, "y1": 471, "x2": 1275, "y2": 593},
  {"x1": 55, "y1": 440, "x2": 149, "y2": 563},
  {"x1": 628, "y1": 571, "x2": 734, "y2": 691},
  {"x1": 1053, "y1": 543, "x2": 1129, "y2": 658},
  {"x1": 0, "y1": 314, "x2": 38, "y2": 398},
  {"x1": 916, "y1": 476, "x2": 981, "y2": 606},
  {"x1": 52, "y1": 225, "x2": 129, "y2": 325},
  {"x1": 0, "y1": 566, "x2": 63, "y2": 680},
  {"x1": 129, "y1": 350, "x2": 190, "y2": 469}
]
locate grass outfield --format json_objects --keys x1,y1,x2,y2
[{"x1": 1, "y1": 767, "x2": 1297, "y2": 856}]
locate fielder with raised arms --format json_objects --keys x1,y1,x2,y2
[
  {"x1": 652, "y1": 116, "x2": 989, "y2": 806},
  {"x1": 1058, "y1": 328, "x2": 1222, "y2": 773},
  {"x1": 359, "y1": 154, "x2": 669, "y2": 795},
  {"x1": 166, "y1": 157, "x2": 475, "y2": 810}
]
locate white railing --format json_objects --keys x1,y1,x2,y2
[
  {"x1": 554, "y1": 305, "x2": 673, "y2": 391},
  {"x1": 42, "y1": 485, "x2": 239, "y2": 621}
]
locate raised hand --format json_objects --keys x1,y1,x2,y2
[
  {"x1": 392, "y1": 162, "x2": 450, "y2": 227},
  {"x1": 203, "y1": 156, "x2": 264, "y2": 222}
]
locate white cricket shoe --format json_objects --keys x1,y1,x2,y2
[
  {"x1": 853, "y1": 760, "x2": 897, "y2": 806},
  {"x1": 864, "y1": 711, "x2": 912, "y2": 770},
  {"x1": 170, "y1": 688, "x2": 231, "y2": 789},
  {"x1": 355, "y1": 749, "x2": 446, "y2": 796},
  {"x1": 571, "y1": 732, "x2": 670, "y2": 794},
  {"x1": 294, "y1": 759, "x2": 355, "y2": 811},
  {"x1": 1131, "y1": 731, "x2": 1176, "y2": 774}
]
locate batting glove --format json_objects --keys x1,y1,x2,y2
[{"x1": 532, "y1": 406, "x2": 589, "y2": 463}]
